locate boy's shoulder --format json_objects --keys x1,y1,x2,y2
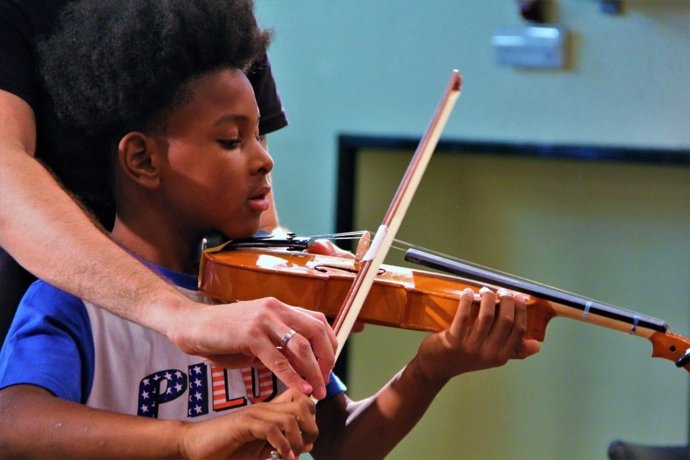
[
  {"x1": 9, "y1": 279, "x2": 90, "y2": 339},
  {"x1": 0, "y1": 279, "x2": 92, "y2": 402},
  {"x1": 23, "y1": 278, "x2": 84, "y2": 311}
]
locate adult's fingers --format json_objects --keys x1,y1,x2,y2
[
  {"x1": 250, "y1": 335, "x2": 318, "y2": 397},
  {"x1": 242, "y1": 300, "x2": 336, "y2": 399},
  {"x1": 255, "y1": 306, "x2": 336, "y2": 399},
  {"x1": 287, "y1": 307, "x2": 337, "y2": 385}
]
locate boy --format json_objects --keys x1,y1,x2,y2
[{"x1": 0, "y1": 0, "x2": 540, "y2": 458}]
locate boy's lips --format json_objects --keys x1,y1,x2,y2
[{"x1": 248, "y1": 184, "x2": 271, "y2": 212}]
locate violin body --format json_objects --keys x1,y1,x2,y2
[
  {"x1": 199, "y1": 246, "x2": 550, "y2": 336},
  {"x1": 201, "y1": 247, "x2": 464, "y2": 331},
  {"x1": 198, "y1": 244, "x2": 690, "y2": 372}
]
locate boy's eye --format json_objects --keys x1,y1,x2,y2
[{"x1": 218, "y1": 139, "x2": 241, "y2": 150}]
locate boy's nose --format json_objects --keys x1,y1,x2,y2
[{"x1": 253, "y1": 139, "x2": 274, "y2": 175}]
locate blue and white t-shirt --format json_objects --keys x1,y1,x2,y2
[{"x1": 0, "y1": 263, "x2": 345, "y2": 420}]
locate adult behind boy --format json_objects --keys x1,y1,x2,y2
[
  {"x1": 0, "y1": 0, "x2": 541, "y2": 458},
  {"x1": 0, "y1": 0, "x2": 335, "y2": 399}
]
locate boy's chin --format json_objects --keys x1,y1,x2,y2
[{"x1": 215, "y1": 224, "x2": 263, "y2": 241}]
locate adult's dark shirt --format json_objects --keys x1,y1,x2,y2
[{"x1": 0, "y1": 0, "x2": 288, "y2": 341}]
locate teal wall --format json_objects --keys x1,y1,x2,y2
[
  {"x1": 253, "y1": 1, "x2": 690, "y2": 458},
  {"x1": 255, "y1": 0, "x2": 689, "y2": 236}
]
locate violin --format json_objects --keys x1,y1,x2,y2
[
  {"x1": 201, "y1": 69, "x2": 689, "y2": 376},
  {"x1": 198, "y1": 233, "x2": 690, "y2": 373}
]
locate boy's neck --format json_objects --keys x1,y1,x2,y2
[{"x1": 110, "y1": 216, "x2": 199, "y2": 274}]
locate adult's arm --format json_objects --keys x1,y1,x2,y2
[{"x1": 0, "y1": 90, "x2": 336, "y2": 399}]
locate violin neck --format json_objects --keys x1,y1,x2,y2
[{"x1": 404, "y1": 249, "x2": 668, "y2": 338}]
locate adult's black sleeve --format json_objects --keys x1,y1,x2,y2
[{"x1": 248, "y1": 54, "x2": 288, "y2": 136}]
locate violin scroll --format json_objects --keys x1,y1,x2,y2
[{"x1": 649, "y1": 331, "x2": 690, "y2": 371}]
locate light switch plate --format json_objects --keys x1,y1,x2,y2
[{"x1": 492, "y1": 25, "x2": 567, "y2": 69}]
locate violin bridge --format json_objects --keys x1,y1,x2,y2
[{"x1": 354, "y1": 231, "x2": 372, "y2": 270}]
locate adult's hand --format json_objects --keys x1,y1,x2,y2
[{"x1": 167, "y1": 298, "x2": 337, "y2": 400}]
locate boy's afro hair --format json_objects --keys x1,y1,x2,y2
[{"x1": 39, "y1": 0, "x2": 271, "y2": 140}]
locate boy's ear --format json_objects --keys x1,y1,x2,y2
[{"x1": 117, "y1": 132, "x2": 162, "y2": 188}]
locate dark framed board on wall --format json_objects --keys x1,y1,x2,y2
[{"x1": 334, "y1": 133, "x2": 690, "y2": 459}]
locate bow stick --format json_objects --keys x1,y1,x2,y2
[{"x1": 331, "y1": 70, "x2": 463, "y2": 360}]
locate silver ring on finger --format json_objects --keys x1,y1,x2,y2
[{"x1": 280, "y1": 328, "x2": 297, "y2": 348}]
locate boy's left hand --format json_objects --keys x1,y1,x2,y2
[{"x1": 413, "y1": 287, "x2": 541, "y2": 385}]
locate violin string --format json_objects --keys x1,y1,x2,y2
[
  {"x1": 309, "y1": 231, "x2": 370, "y2": 241},
  {"x1": 389, "y1": 237, "x2": 449, "y2": 259},
  {"x1": 308, "y1": 231, "x2": 449, "y2": 259}
]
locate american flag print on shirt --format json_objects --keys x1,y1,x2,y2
[
  {"x1": 212, "y1": 362, "x2": 277, "y2": 411},
  {"x1": 137, "y1": 362, "x2": 277, "y2": 418},
  {"x1": 137, "y1": 368, "x2": 190, "y2": 418}
]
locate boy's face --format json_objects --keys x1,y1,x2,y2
[{"x1": 154, "y1": 69, "x2": 273, "y2": 240}]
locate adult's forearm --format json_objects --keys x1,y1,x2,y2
[{"x1": 0, "y1": 145, "x2": 188, "y2": 334}]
